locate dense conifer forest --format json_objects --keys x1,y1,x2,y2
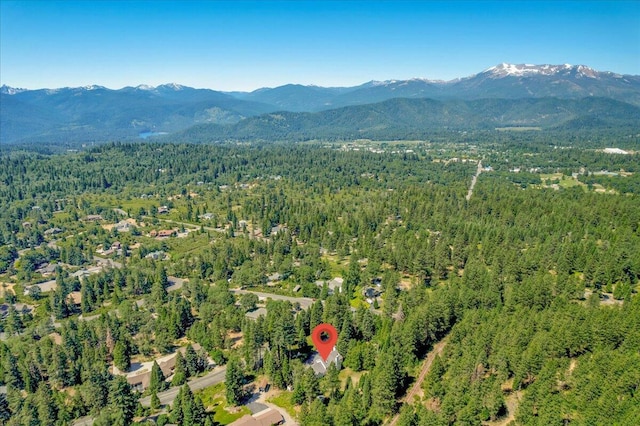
[{"x1": 0, "y1": 138, "x2": 638, "y2": 425}]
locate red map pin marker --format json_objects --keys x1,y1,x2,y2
[{"x1": 311, "y1": 323, "x2": 338, "y2": 362}]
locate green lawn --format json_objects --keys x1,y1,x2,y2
[{"x1": 267, "y1": 391, "x2": 297, "y2": 418}]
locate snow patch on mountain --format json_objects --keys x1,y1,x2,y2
[
  {"x1": 0, "y1": 85, "x2": 27, "y2": 95},
  {"x1": 484, "y1": 63, "x2": 600, "y2": 79}
]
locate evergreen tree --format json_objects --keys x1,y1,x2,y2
[
  {"x1": 113, "y1": 340, "x2": 130, "y2": 372},
  {"x1": 149, "y1": 361, "x2": 166, "y2": 393},
  {"x1": 36, "y1": 382, "x2": 57, "y2": 425},
  {"x1": 184, "y1": 345, "x2": 199, "y2": 377},
  {"x1": 150, "y1": 390, "x2": 161, "y2": 410},
  {"x1": 225, "y1": 356, "x2": 244, "y2": 406},
  {"x1": 172, "y1": 352, "x2": 187, "y2": 386},
  {"x1": 0, "y1": 393, "x2": 11, "y2": 423},
  {"x1": 108, "y1": 376, "x2": 137, "y2": 425},
  {"x1": 322, "y1": 362, "x2": 341, "y2": 399}
]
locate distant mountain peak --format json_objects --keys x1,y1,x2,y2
[
  {"x1": 365, "y1": 77, "x2": 441, "y2": 87},
  {"x1": 0, "y1": 85, "x2": 27, "y2": 95},
  {"x1": 483, "y1": 63, "x2": 600, "y2": 79},
  {"x1": 157, "y1": 83, "x2": 185, "y2": 91},
  {"x1": 135, "y1": 84, "x2": 155, "y2": 90}
]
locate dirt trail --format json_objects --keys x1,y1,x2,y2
[
  {"x1": 387, "y1": 337, "x2": 448, "y2": 426},
  {"x1": 466, "y1": 160, "x2": 483, "y2": 201}
]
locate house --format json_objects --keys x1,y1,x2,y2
[
  {"x1": 328, "y1": 277, "x2": 344, "y2": 293},
  {"x1": 229, "y1": 409, "x2": 284, "y2": 426},
  {"x1": 363, "y1": 287, "x2": 380, "y2": 299},
  {"x1": 254, "y1": 409, "x2": 284, "y2": 425},
  {"x1": 199, "y1": 213, "x2": 214, "y2": 220},
  {"x1": 44, "y1": 227, "x2": 63, "y2": 236},
  {"x1": 157, "y1": 356, "x2": 177, "y2": 377},
  {"x1": 270, "y1": 225, "x2": 287, "y2": 236},
  {"x1": 67, "y1": 291, "x2": 82, "y2": 307},
  {"x1": 157, "y1": 229, "x2": 176, "y2": 238},
  {"x1": 127, "y1": 371, "x2": 151, "y2": 392},
  {"x1": 158, "y1": 206, "x2": 170, "y2": 214},
  {"x1": 267, "y1": 272, "x2": 282, "y2": 282},
  {"x1": 245, "y1": 307, "x2": 268, "y2": 321},
  {"x1": 36, "y1": 263, "x2": 57, "y2": 276},
  {"x1": 145, "y1": 251, "x2": 167, "y2": 260},
  {"x1": 96, "y1": 245, "x2": 114, "y2": 256},
  {"x1": 114, "y1": 220, "x2": 135, "y2": 232},
  {"x1": 315, "y1": 277, "x2": 343, "y2": 294},
  {"x1": 72, "y1": 269, "x2": 92, "y2": 280},
  {"x1": 84, "y1": 214, "x2": 104, "y2": 221},
  {"x1": 307, "y1": 347, "x2": 343, "y2": 376}
]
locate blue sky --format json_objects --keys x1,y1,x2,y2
[{"x1": 1, "y1": 1, "x2": 639, "y2": 91}]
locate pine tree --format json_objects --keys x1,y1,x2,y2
[
  {"x1": 322, "y1": 362, "x2": 341, "y2": 399},
  {"x1": 185, "y1": 345, "x2": 199, "y2": 377},
  {"x1": 225, "y1": 356, "x2": 244, "y2": 406},
  {"x1": 113, "y1": 340, "x2": 131, "y2": 371},
  {"x1": 36, "y1": 382, "x2": 58, "y2": 425},
  {"x1": 172, "y1": 352, "x2": 187, "y2": 386},
  {"x1": 151, "y1": 390, "x2": 161, "y2": 410},
  {"x1": 3, "y1": 351, "x2": 23, "y2": 389},
  {"x1": 149, "y1": 361, "x2": 166, "y2": 393},
  {"x1": 108, "y1": 376, "x2": 137, "y2": 425},
  {"x1": 0, "y1": 393, "x2": 11, "y2": 423}
]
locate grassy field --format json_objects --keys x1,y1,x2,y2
[
  {"x1": 197, "y1": 382, "x2": 250, "y2": 425},
  {"x1": 338, "y1": 367, "x2": 365, "y2": 389},
  {"x1": 539, "y1": 173, "x2": 585, "y2": 189}
]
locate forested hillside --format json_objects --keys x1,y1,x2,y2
[
  {"x1": 173, "y1": 97, "x2": 640, "y2": 143},
  {"x1": 0, "y1": 141, "x2": 638, "y2": 425}
]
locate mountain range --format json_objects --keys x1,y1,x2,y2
[{"x1": 2, "y1": 64, "x2": 639, "y2": 144}]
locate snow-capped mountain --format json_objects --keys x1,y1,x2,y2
[
  {"x1": 234, "y1": 63, "x2": 640, "y2": 111},
  {"x1": 0, "y1": 85, "x2": 27, "y2": 95},
  {"x1": 483, "y1": 63, "x2": 602, "y2": 78},
  {"x1": 2, "y1": 63, "x2": 639, "y2": 144}
]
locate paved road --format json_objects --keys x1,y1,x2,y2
[
  {"x1": 73, "y1": 367, "x2": 227, "y2": 425},
  {"x1": 139, "y1": 366, "x2": 227, "y2": 407},
  {"x1": 230, "y1": 289, "x2": 315, "y2": 310}
]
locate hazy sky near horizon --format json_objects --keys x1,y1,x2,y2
[{"x1": 1, "y1": 1, "x2": 639, "y2": 91}]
